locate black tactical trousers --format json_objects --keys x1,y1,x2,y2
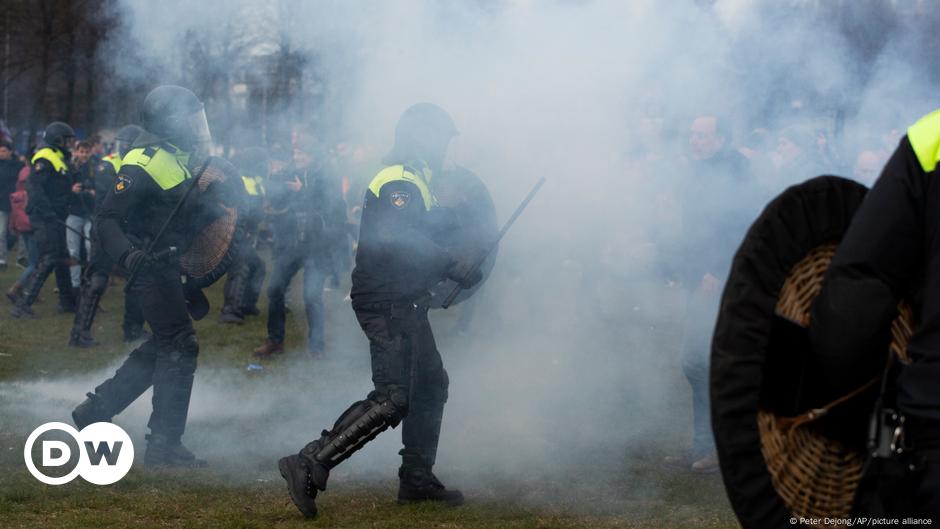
[
  {"x1": 20, "y1": 220, "x2": 73, "y2": 309},
  {"x1": 71, "y1": 246, "x2": 145, "y2": 337},
  {"x1": 356, "y1": 303, "x2": 449, "y2": 468},
  {"x1": 266, "y1": 246, "x2": 326, "y2": 350},
  {"x1": 222, "y1": 242, "x2": 266, "y2": 315},
  {"x1": 854, "y1": 417, "x2": 940, "y2": 519},
  {"x1": 85, "y1": 265, "x2": 198, "y2": 442}
]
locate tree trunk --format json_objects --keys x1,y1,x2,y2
[{"x1": 31, "y1": 0, "x2": 55, "y2": 146}]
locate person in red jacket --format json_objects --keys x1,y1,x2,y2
[
  {"x1": 0, "y1": 141, "x2": 23, "y2": 269},
  {"x1": 6, "y1": 161, "x2": 37, "y2": 303}
]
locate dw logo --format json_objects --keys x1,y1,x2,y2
[{"x1": 24, "y1": 422, "x2": 134, "y2": 485}]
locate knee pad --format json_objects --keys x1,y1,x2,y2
[
  {"x1": 171, "y1": 332, "x2": 199, "y2": 356},
  {"x1": 370, "y1": 385, "x2": 409, "y2": 418},
  {"x1": 156, "y1": 333, "x2": 199, "y2": 375},
  {"x1": 306, "y1": 389, "x2": 408, "y2": 471}
]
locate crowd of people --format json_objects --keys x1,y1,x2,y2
[
  {"x1": 608, "y1": 108, "x2": 906, "y2": 475},
  {"x1": 0, "y1": 104, "x2": 904, "y2": 476},
  {"x1": 0, "y1": 90, "x2": 922, "y2": 520},
  {"x1": 0, "y1": 120, "x2": 365, "y2": 355}
]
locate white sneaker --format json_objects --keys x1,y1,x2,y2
[{"x1": 690, "y1": 452, "x2": 719, "y2": 474}]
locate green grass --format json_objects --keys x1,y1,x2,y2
[{"x1": 0, "y1": 258, "x2": 740, "y2": 528}]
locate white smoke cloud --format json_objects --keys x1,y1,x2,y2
[{"x1": 6, "y1": 0, "x2": 939, "y2": 514}]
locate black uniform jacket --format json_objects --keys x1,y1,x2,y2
[
  {"x1": 26, "y1": 158, "x2": 71, "y2": 222},
  {"x1": 91, "y1": 159, "x2": 118, "y2": 213},
  {"x1": 351, "y1": 176, "x2": 452, "y2": 307},
  {"x1": 814, "y1": 136, "x2": 940, "y2": 420},
  {"x1": 95, "y1": 163, "x2": 193, "y2": 264}
]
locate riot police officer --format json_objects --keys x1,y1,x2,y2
[
  {"x1": 71, "y1": 86, "x2": 212, "y2": 466},
  {"x1": 219, "y1": 147, "x2": 269, "y2": 324},
  {"x1": 252, "y1": 135, "x2": 346, "y2": 357},
  {"x1": 811, "y1": 109, "x2": 940, "y2": 517},
  {"x1": 277, "y1": 104, "x2": 482, "y2": 518},
  {"x1": 69, "y1": 124, "x2": 147, "y2": 347},
  {"x1": 12, "y1": 121, "x2": 78, "y2": 318}
]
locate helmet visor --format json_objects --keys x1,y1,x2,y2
[{"x1": 188, "y1": 108, "x2": 212, "y2": 148}]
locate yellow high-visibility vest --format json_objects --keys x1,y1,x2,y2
[
  {"x1": 121, "y1": 145, "x2": 191, "y2": 190},
  {"x1": 31, "y1": 147, "x2": 68, "y2": 174},
  {"x1": 367, "y1": 164, "x2": 436, "y2": 211},
  {"x1": 103, "y1": 152, "x2": 121, "y2": 173},
  {"x1": 908, "y1": 109, "x2": 940, "y2": 173}
]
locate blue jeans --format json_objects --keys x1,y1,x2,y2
[
  {"x1": 66, "y1": 214, "x2": 92, "y2": 288},
  {"x1": 16, "y1": 233, "x2": 38, "y2": 284},
  {"x1": 0, "y1": 211, "x2": 8, "y2": 264},
  {"x1": 681, "y1": 288, "x2": 720, "y2": 458},
  {"x1": 266, "y1": 246, "x2": 327, "y2": 351}
]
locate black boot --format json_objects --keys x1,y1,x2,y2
[
  {"x1": 72, "y1": 393, "x2": 112, "y2": 430},
  {"x1": 123, "y1": 326, "x2": 149, "y2": 342},
  {"x1": 144, "y1": 434, "x2": 206, "y2": 467},
  {"x1": 11, "y1": 304, "x2": 37, "y2": 319},
  {"x1": 397, "y1": 457, "x2": 464, "y2": 506},
  {"x1": 278, "y1": 454, "x2": 323, "y2": 518},
  {"x1": 280, "y1": 392, "x2": 406, "y2": 517},
  {"x1": 69, "y1": 330, "x2": 98, "y2": 348},
  {"x1": 72, "y1": 277, "x2": 104, "y2": 346},
  {"x1": 218, "y1": 308, "x2": 245, "y2": 325}
]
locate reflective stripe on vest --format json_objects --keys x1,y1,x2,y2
[
  {"x1": 242, "y1": 175, "x2": 264, "y2": 196},
  {"x1": 908, "y1": 108, "x2": 940, "y2": 173},
  {"x1": 367, "y1": 164, "x2": 436, "y2": 211},
  {"x1": 31, "y1": 147, "x2": 68, "y2": 174},
  {"x1": 121, "y1": 146, "x2": 191, "y2": 190},
  {"x1": 104, "y1": 153, "x2": 121, "y2": 173}
]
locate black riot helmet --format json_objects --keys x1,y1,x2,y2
[
  {"x1": 383, "y1": 103, "x2": 458, "y2": 171},
  {"x1": 138, "y1": 85, "x2": 211, "y2": 152},
  {"x1": 114, "y1": 124, "x2": 144, "y2": 157},
  {"x1": 233, "y1": 146, "x2": 270, "y2": 178},
  {"x1": 43, "y1": 121, "x2": 76, "y2": 151}
]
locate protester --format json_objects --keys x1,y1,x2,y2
[{"x1": 0, "y1": 141, "x2": 24, "y2": 270}]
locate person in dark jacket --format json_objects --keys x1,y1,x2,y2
[
  {"x1": 218, "y1": 146, "x2": 269, "y2": 324},
  {"x1": 0, "y1": 141, "x2": 24, "y2": 269},
  {"x1": 12, "y1": 122, "x2": 77, "y2": 318},
  {"x1": 276, "y1": 104, "x2": 482, "y2": 519},
  {"x1": 252, "y1": 135, "x2": 347, "y2": 358},
  {"x1": 677, "y1": 114, "x2": 755, "y2": 473},
  {"x1": 66, "y1": 140, "x2": 96, "y2": 295}
]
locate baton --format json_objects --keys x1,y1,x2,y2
[
  {"x1": 441, "y1": 177, "x2": 546, "y2": 309},
  {"x1": 124, "y1": 159, "x2": 210, "y2": 292}
]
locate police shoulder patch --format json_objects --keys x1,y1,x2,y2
[
  {"x1": 389, "y1": 190, "x2": 410, "y2": 209},
  {"x1": 114, "y1": 174, "x2": 132, "y2": 194}
]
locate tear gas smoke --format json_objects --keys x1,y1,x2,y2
[{"x1": 3, "y1": 0, "x2": 939, "y2": 513}]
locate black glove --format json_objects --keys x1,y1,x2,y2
[
  {"x1": 121, "y1": 249, "x2": 151, "y2": 273},
  {"x1": 447, "y1": 259, "x2": 483, "y2": 289}
]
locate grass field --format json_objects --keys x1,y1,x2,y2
[{"x1": 0, "y1": 258, "x2": 740, "y2": 529}]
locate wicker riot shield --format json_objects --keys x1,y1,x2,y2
[
  {"x1": 179, "y1": 156, "x2": 241, "y2": 288},
  {"x1": 711, "y1": 175, "x2": 912, "y2": 528}
]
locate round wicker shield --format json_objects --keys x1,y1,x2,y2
[
  {"x1": 179, "y1": 156, "x2": 240, "y2": 288},
  {"x1": 758, "y1": 244, "x2": 912, "y2": 526},
  {"x1": 710, "y1": 175, "x2": 911, "y2": 529}
]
